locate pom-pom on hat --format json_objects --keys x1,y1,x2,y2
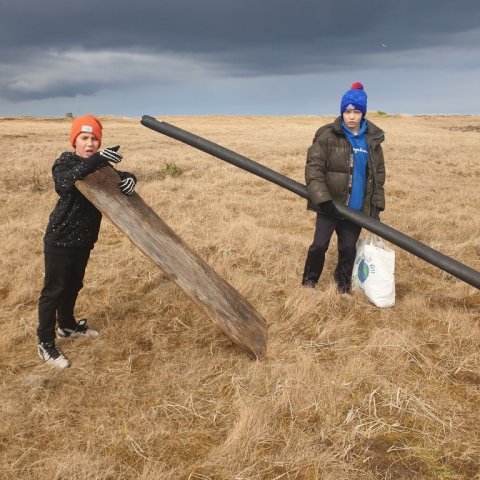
[
  {"x1": 70, "y1": 115, "x2": 103, "y2": 147},
  {"x1": 340, "y1": 82, "x2": 368, "y2": 116}
]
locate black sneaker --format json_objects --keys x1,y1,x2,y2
[
  {"x1": 37, "y1": 342, "x2": 70, "y2": 368},
  {"x1": 57, "y1": 319, "x2": 99, "y2": 339},
  {"x1": 337, "y1": 284, "x2": 352, "y2": 295}
]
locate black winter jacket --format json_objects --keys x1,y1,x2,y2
[
  {"x1": 305, "y1": 116, "x2": 386, "y2": 217},
  {"x1": 43, "y1": 152, "x2": 136, "y2": 252}
]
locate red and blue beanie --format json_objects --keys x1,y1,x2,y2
[{"x1": 340, "y1": 82, "x2": 368, "y2": 116}]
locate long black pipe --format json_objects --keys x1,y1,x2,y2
[{"x1": 141, "y1": 115, "x2": 480, "y2": 290}]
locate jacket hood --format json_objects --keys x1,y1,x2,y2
[{"x1": 332, "y1": 116, "x2": 385, "y2": 143}]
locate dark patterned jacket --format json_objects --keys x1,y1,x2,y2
[{"x1": 43, "y1": 152, "x2": 136, "y2": 253}]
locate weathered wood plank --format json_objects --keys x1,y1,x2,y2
[{"x1": 77, "y1": 167, "x2": 267, "y2": 359}]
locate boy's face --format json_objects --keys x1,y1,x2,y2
[
  {"x1": 342, "y1": 109, "x2": 363, "y2": 133},
  {"x1": 74, "y1": 133, "x2": 100, "y2": 158}
]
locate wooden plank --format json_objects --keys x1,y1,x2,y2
[{"x1": 76, "y1": 167, "x2": 267, "y2": 359}]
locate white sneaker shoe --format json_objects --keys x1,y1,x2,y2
[
  {"x1": 57, "y1": 319, "x2": 99, "y2": 339},
  {"x1": 37, "y1": 342, "x2": 70, "y2": 369}
]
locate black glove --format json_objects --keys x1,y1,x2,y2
[
  {"x1": 86, "y1": 145, "x2": 123, "y2": 171},
  {"x1": 373, "y1": 208, "x2": 381, "y2": 221},
  {"x1": 319, "y1": 200, "x2": 337, "y2": 217},
  {"x1": 118, "y1": 176, "x2": 136, "y2": 196},
  {"x1": 100, "y1": 145, "x2": 122, "y2": 164}
]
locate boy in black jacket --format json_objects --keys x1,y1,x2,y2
[
  {"x1": 37, "y1": 115, "x2": 136, "y2": 368},
  {"x1": 302, "y1": 83, "x2": 386, "y2": 293}
]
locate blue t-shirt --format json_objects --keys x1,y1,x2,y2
[{"x1": 342, "y1": 119, "x2": 368, "y2": 211}]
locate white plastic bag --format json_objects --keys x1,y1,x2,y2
[{"x1": 352, "y1": 235, "x2": 395, "y2": 308}]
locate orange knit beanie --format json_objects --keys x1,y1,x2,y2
[{"x1": 70, "y1": 115, "x2": 103, "y2": 147}]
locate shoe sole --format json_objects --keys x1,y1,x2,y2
[{"x1": 57, "y1": 329, "x2": 99, "y2": 339}]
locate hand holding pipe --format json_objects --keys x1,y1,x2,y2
[{"x1": 140, "y1": 115, "x2": 480, "y2": 290}]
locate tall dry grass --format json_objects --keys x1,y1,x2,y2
[{"x1": 0, "y1": 114, "x2": 479, "y2": 480}]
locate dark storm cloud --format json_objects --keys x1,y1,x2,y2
[
  {"x1": 1, "y1": 0, "x2": 479, "y2": 104},
  {"x1": 2, "y1": 0, "x2": 479, "y2": 57},
  {"x1": 3, "y1": 82, "x2": 104, "y2": 102}
]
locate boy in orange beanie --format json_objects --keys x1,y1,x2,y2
[{"x1": 37, "y1": 115, "x2": 137, "y2": 368}]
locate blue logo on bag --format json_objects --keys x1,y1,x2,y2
[{"x1": 358, "y1": 259, "x2": 369, "y2": 283}]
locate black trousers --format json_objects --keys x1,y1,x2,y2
[
  {"x1": 37, "y1": 249, "x2": 90, "y2": 343},
  {"x1": 302, "y1": 214, "x2": 362, "y2": 289}
]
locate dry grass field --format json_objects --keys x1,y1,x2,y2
[{"x1": 0, "y1": 114, "x2": 479, "y2": 480}]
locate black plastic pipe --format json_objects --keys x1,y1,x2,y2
[{"x1": 141, "y1": 115, "x2": 480, "y2": 290}]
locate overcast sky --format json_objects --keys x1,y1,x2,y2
[{"x1": 1, "y1": 0, "x2": 479, "y2": 116}]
